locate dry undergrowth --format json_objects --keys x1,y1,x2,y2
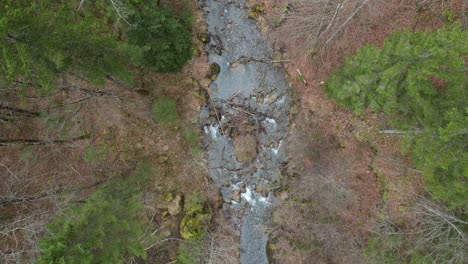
[{"x1": 246, "y1": 0, "x2": 466, "y2": 263}]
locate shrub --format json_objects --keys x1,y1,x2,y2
[
  {"x1": 177, "y1": 241, "x2": 202, "y2": 264},
  {"x1": 84, "y1": 144, "x2": 107, "y2": 164},
  {"x1": 152, "y1": 97, "x2": 178, "y2": 126},
  {"x1": 179, "y1": 194, "x2": 211, "y2": 241},
  {"x1": 364, "y1": 224, "x2": 405, "y2": 264},
  {"x1": 183, "y1": 128, "x2": 202, "y2": 156}
]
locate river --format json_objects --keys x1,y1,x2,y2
[{"x1": 200, "y1": 0, "x2": 291, "y2": 263}]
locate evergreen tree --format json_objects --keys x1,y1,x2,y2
[
  {"x1": 0, "y1": 0, "x2": 138, "y2": 94},
  {"x1": 411, "y1": 108, "x2": 467, "y2": 208},
  {"x1": 36, "y1": 180, "x2": 146, "y2": 264},
  {"x1": 126, "y1": 7, "x2": 192, "y2": 73},
  {"x1": 325, "y1": 24, "x2": 467, "y2": 209},
  {"x1": 325, "y1": 24, "x2": 466, "y2": 125},
  {"x1": 1, "y1": 0, "x2": 192, "y2": 95},
  {"x1": 89, "y1": 0, "x2": 192, "y2": 73}
]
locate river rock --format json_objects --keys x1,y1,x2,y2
[
  {"x1": 265, "y1": 94, "x2": 277, "y2": 105},
  {"x1": 200, "y1": 107, "x2": 211, "y2": 124},
  {"x1": 239, "y1": 182, "x2": 247, "y2": 193},
  {"x1": 277, "y1": 191, "x2": 289, "y2": 201},
  {"x1": 231, "y1": 189, "x2": 241, "y2": 202},
  {"x1": 234, "y1": 134, "x2": 258, "y2": 165}
]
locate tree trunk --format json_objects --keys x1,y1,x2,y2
[
  {"x1": 0, "y1": 134, "x2": 90, "y2": 147},
  {"x1": 379, "y1": 129, "x2": 424, "y2": 135}
]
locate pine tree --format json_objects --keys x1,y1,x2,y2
[
  {"x1": 0, "y1": 1, "x2": 138, "y2": 94},
  {"x1": 36, "y1": 180, "x2": 146, "y2": 264},
  {"x1": 87, "y1": 0, "x2": 193, "y2": 73},
  {"x1": 126, "y1": 7, "x2": 192, "y2": 73},
  {"x1": 36, "y1": 162, "x2": 154, "y2": 263},
  {"x1": 325, "y1": 24, "x2": 468, "y2": 208},
  {"x1": 411, "y1": 108, "x2": 468, "y2": 208}
]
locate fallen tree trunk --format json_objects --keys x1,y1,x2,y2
[{"x1": 0, "y1": 134, "x2": 90, "y2": 147}]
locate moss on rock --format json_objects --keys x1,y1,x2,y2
[
  {"x1": 208, "y1": 63, "x2": 220, "y2": 81},
  {"x1": 179, "y1": 197, "x2": 212, "y2": 240}
]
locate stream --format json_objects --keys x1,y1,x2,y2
[{"x1": 200, "y1": 0, "x2": 291, "y2": 263}]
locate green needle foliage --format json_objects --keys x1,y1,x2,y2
[
  {"x1": 36, "y1": 162, "x2": 154, "y2": 264},
  {"x1": 325, "y1": 24, "x2": 468, "y2": 209},
  {"x1": 1, "y1": 0, "x2": 193, "y2": 95},
  {"x1": 94, "y1": 0, "x2": 192, "y2": 72},
  {"x1": 0, "y1": 0, "x2": 138, "y2": 94},
  {"x1": 127, "y1": 8, "x2": 192, "y2": 73},
  {"x1": 411, "y1": 108, "x2": 468, "y2": 208}
]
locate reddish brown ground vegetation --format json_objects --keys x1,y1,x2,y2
[{"x1": 246, "y1": 0, "x2": 465, "y2": 262}]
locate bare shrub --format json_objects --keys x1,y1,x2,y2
[
  {"x1": 274, "y1": 0, "x2": 465, "y2": 61},
  {"x1": 367, "y1": 190, "x2": 467, "y2": 264},
  {"x1": 408, "y1": 196, "x2": 467, "y2": 263},
  {"x1": 274, "y1": 0, "x2": 377, "y2": 57},
  {"x1": 173, "y1": 219, "x2": 239, "y2": 264},
  {"x1": 272, "y1": 151, "x2": 366, "y2": 263},
  {"x1": 198, "y1": 229, "x2": 239, "y2": 264}
]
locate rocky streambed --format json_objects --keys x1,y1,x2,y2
[{"x1": 200, "y1": 0, "x2": 291, "y2": 263}]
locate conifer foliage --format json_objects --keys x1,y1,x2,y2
[
  {"x1": 36, "y1": 162, "x2": 155, "y2": 264},
  {"x1": 37, "y1": 181, "x2": 146, "y2": 264},
  {"x1": 0, "y1": 0, "x2": 192, "y2": 94},
  {"x1": 325, "y1": 25, "x2": 467, "y2": 208},
  {"x1": 127, "y1": 7, "x2": 192, "y2": 73},
  {"x1": 92, "y1": 0, "x2": 193, "y2": 72},
  {"x1": 0, "y1": 0, "x2": 137, "y2": 94}
]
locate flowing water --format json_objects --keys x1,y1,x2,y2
[{"x1": 200, "y1": 0, "x2": 291, "y2": 263}]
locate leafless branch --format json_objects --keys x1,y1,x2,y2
[
  {"x1": 76, "y1": 0, "x2": 86, "y2": 11},
  {"x1": 110, "y1": 0, "x2": 132, "y2": 26},
  {"x1": 325, "y1": 0, "x2": 371, "y2": 45}
]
